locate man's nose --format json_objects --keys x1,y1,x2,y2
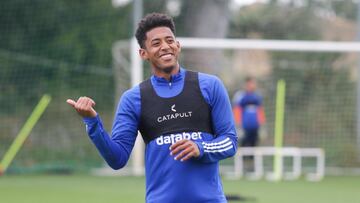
[{"x1": 160, "y1": 42, "x2": 170, "y2": 50}]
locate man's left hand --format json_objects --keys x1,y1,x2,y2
[{"x1": 169, "y1": 139, "x2": 200, "y2": 161}]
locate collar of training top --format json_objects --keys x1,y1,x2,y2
[{"x1": 151, "y1": 67, "x2": 184, "y2": 85}]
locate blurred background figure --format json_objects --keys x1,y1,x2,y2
[{"x1": 232, "y1": 77, "x2": 266, "y2": 148}]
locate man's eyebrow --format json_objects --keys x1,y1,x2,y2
[
  {"x1": 150, "y1": 38, "x2": 160, "y2": 43},
  {"x1": 150, "y1": 35, "x2": 174, "y2": 43}
]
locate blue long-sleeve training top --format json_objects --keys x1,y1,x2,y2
[{"x1": 83, "y1": 68, "x2": 238, "y2": 203}]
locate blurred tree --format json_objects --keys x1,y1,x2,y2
[
  {"x1": 328, "y1": 0, "x2": 357, "y2": 20},
  {"x1": 229, "y1": 1, "x2": 356, "y2": 164},
  {"x1": 143, "y1": 0, "x2": 167, "y2": 14},
  {"x1": 0, "y1": 1, "x2": 132, "y2": 114},
  {"x1": 177, "y1": 0, "x2": 230, "y2": 74},
  {"x1": 270, "y1": 0, "x2": 357, "y2": 21},
  {"x1": 230, "y1": 3, "x2": 320, "y2": 40}
]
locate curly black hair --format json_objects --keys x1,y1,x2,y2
[{"x1": 135, "y1": 13, "x2": 176, "y2": 48}]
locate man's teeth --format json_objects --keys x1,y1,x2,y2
[{"x1": 161, "y1": 54, "x2": 172, "y2": 59}]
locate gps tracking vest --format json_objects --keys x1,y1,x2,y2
[{"x1": 139, "y1": 71, "x2": 214, "y2": 144}]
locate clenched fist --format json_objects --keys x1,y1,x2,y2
[{"x1": 66, "y1": 96, "x2": 97, "y2": 118}]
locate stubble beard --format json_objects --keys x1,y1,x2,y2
[
  {"x1": 162, "y1": 66, "x2": 175, "y2": 74},
  {"x1": 155, "y1": 64, "x2": 177, "y2": 74}
]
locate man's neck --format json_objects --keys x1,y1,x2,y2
[{"x1": 153, "y1": 65, "x2": 180, "y2": 81}]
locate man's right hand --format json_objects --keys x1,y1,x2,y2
[{"x1": 66, "y1": 97, "x2": 97, "y2": 118}]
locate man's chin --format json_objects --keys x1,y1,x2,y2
[
  {"x1": 162, "y1": 66, "x2": 175, "y2": 74},
  {"x1": 153, "y1": 62, "x2": 179, "y2": 74}
]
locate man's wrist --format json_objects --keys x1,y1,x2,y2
[
  {"x1": 83, "y1": 114, "x2": 99, "y2": 125},
  {"x1": 194, "y1": 141, "x2": 204, "y2": 159}
]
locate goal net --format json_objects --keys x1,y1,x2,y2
[
  {"x1": 114, "y1": 37, "x2": 360, "y2": 176},
  {"x1": 2, "y1": 35, "x2": 360, "y2": 175},
  {"x1": 180, "y1": 37, "x2": 360, "y2": 173}
]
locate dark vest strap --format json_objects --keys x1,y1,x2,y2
[{"x1": 139, "y1": 71, "x2": 214, "y2": 144}]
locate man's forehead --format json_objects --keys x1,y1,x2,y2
[{"x1": 146, "y1": 27, "x2": 175, "y2": 41}]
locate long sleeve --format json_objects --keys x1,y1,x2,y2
[
  {"x1": 196, "y1": 73, "x2": 238, "y2": 163},
  {"x1": 83, "y1": 87, "x2": 140, "y2": 169}
]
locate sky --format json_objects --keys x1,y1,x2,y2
[
  {"x1": 111, "y1": 0, "x2": 315, "y2": 12},
  {"x1": 112, "y1": 0, "x2": 264, "y2": 8},
  {"x1": 233, "y1": 0, "x2": 266, "y2": 7}
]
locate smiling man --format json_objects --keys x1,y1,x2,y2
[{"x1": 67, "y1": 13, "x2": 237, "y2": 203}]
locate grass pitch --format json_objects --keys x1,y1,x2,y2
[{"x1": 0, "y1": 175, "x2": 359, "y2": 203}]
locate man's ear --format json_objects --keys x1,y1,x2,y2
[
  {"x1": 139, "y1": 48, "x2": 148, "y2": 60},
  {"x1": 176, "y1": 40, "x2": 181, "y2": 52}
]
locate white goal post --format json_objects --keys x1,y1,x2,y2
[
  {"x1": 234, "y1": 147, "x2": 325, "y2": 181},
  {"x1": 112, "y1": 37, "x2": 360, "y2": 176},
  {"x1": 178, "y1": 38, "x2": 360, "y2": 52}
]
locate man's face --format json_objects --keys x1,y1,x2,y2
[
  {"x1": 246, "y1": 80, "x2": 257, "y2": 92},
  {"x1": 139, "y1": 27, "x2": 181, "y2": 74}
]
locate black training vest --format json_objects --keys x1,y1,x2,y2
[{"x1": 138, "y1": 71, "x2": 214, "y2": 144}]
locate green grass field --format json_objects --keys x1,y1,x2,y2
[{"x1": 0, "y1": 175, "x2": 359, "y2": 203}]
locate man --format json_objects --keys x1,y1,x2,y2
[
  {"x1": 67, "y1": 13, "x2": 237, "y2": 203},
  {"x1": 233, "y1": 77, "x2": 265, "y2": 147}
]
